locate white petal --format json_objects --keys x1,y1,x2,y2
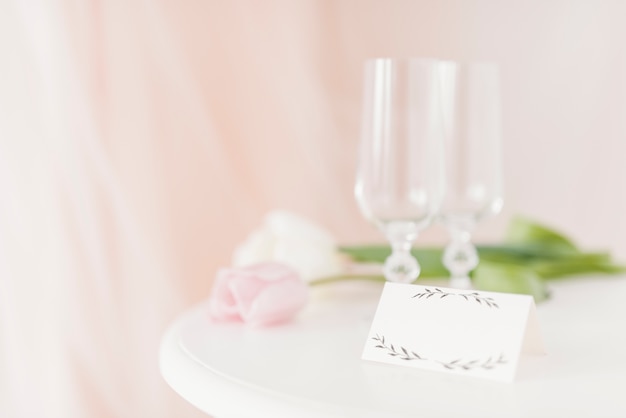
[{"x1": 272, "y1": 238, "x2": 342, "y2": 281}]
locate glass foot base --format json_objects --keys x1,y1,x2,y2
[
  {"x1": 383, "y1": 252, "x2": 420, "y2": 284},
  {"x1": 449, "y1": 276, "x2": 473, "y2": 290}
]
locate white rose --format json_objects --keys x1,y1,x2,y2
[{"x1": 233, "y1": 210, "x2": 343, "y2": 282}]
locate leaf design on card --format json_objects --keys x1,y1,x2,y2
[
  {"x1": 372, "y1": 334, "x2": 508, "y2": 371},
  {"x1": 411, "y1": 288, "x2": 500, "y2": 309}
]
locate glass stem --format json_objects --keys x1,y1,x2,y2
[
  {"x1": 383, "y1": 222, "x2": 420, "y2": 283},
  {"x1": 443, "y1": 225, "x2": 478, "y2": 289}
]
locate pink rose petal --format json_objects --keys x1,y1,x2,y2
[{"x1": 208, "y1": 262, "x2": 309, "y2": 326}]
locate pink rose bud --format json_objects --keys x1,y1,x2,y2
[{"x1": 208, "y1": 262, "x2": 309, "y2": 327}]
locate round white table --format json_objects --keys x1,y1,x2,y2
[{"x1": 160, "y1": 277, "x2": 626, "y2": 418}]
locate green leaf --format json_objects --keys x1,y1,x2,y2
[
  {"x1": 472, "y1": 260, "x2": 550, "y2": 302},
  {"x1": 533, "y1": 257, "x2": 626, "y2": 279},
  {"x1": 335, "y1": 216, "x2": 625, "y2": 302},
  {"x1": 338, "y1": 246, "x2": 448, "y2": 278},
  {"x1": 504, "y1": 216, "x2": 578, "y2": 253}
]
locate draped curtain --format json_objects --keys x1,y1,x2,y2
[{"x1": 1, "y1": 1, "x2": 624, "y2": 417}]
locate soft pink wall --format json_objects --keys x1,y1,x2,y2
[
  {"x1": 159, "y1": 0, "x2": 626, "y2": 256},
  {"x1": 1, "y1": 1, "x2": 624, "y2": 417}
]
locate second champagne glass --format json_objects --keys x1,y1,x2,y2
[
  {"x1": 355, "y1": 58, "x2": 446, "y2": 283},
  {"x1": 438, "y1": 62, "x2": 504, "y2": 289}
]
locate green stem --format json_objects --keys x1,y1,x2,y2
[{"x1": 309, "y1": 274, "x2": 386, "y2": 286}]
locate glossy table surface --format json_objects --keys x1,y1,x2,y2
[{"x1": 160, "y1": 277, "x2": 626, "y2": 418}]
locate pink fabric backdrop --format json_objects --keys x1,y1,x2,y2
[{"x1": 1, "y1": 1, "x2": 624, "y2": 417}]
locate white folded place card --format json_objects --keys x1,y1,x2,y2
[{"x1": 362, "y1": 282, "x2": 544, "y2": 382}]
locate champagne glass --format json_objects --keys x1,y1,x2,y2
[
  {"x1": 355, "y1": 58, "x2": 445, "y2": 283},
  {"x1": 438, "y1": 62, "x2": 504, "y2": 289}
]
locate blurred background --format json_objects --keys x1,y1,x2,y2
[{"x1": 0, "y1": 1, "x2": 624, "y2": 417}]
